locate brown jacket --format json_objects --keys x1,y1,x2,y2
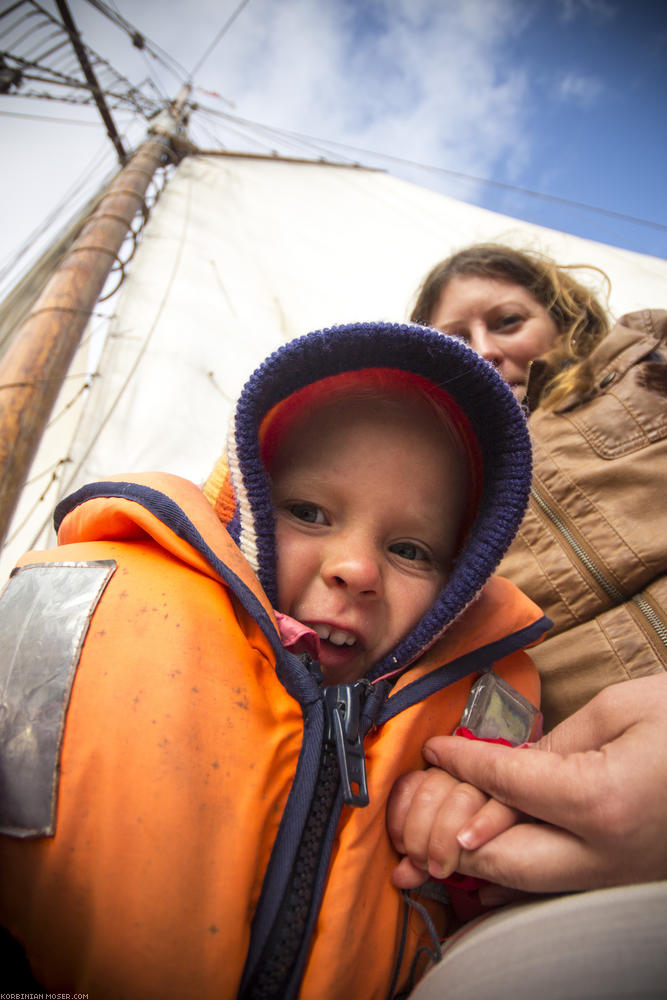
[{"x1": 498, "y1": 309, "x2": 667, "y2": 730}]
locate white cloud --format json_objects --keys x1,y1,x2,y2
[
  {"x1": 188, "y1": 0, "x2": 535, "y2": 186},
  {"x1": 0, "y1": 0, "x2": 539, "y2": 267},
  {"x1": 556, "y1": 71, "x2": 604, "y2": 107},
  {"x1": 558, "y1": 0, "x2": 616, "y2": 23}
]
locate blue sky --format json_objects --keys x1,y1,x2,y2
[
  {"x1": 488, "y1": 0, "x2": 666, "y2": 250},
  {"x1": 1, "y1": 0, "x2": 665, "y2": 293}
]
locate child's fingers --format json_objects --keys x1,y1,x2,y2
[
  {"x1": 420, "y1": 780, "x2": 489, "y2": 879},
  {"x1": 456, "y1": 799, "x2": 523, "y2": 851},
  {"x1": 390, "y1": 855, "x2": 430, "y2": 890},
  {"x1": 386, "y1": 769, "x2": 433, "y2": 853},
  {"x1": 398, "y1": 769, "x2": 466, "y2": 872}
]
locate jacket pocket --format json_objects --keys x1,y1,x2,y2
[
  {"x1": 532, "y1": 578, "x2": 667, "y2": 732},
  {"x1": 570, "y1": 360, "x2": 667, "y2": 459}
]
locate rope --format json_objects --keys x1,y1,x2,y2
[{"x1": 3, "y1": 457, "x2": 72, "y2": 547}]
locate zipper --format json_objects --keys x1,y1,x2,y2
[
  {"x1": 531, "y1": 484, "x2": 667, "y2": 650},
  {"x1": 241, "y1": 740, "x2": 340, "y2": 1000},
  {"x1": 531, "y1": 485, "x2": 624, "y2": 603},
  {"x1": 323, "y1": 680, "x2": 372, "y2": 807},
  {"x1": 240, "y1": 678, "x2": 372, "y2": 1000},
  {"x1": 631, "y1": 593, "x2": 667, "y2": 647}
]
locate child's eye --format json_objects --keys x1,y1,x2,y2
[
  {"x1": 389, "y1": 541, "x2": 431, "y2": 563},
  {"x1": 286, "y1": 502, "x2": 326, "y2": 524}
]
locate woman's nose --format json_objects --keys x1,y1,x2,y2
[
  {"x1": 469, "y1": 325, "x2": 503, "y2": 368},
  {"x1": 322, "y1": 538, "x2": 382, "y2": 596}
]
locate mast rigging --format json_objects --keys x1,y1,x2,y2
[
  {"x1": 55, "y1": 0, "x2": 126, "y2": 164},
  {"x1": 0, "y1": 84, "x2": 192, "y2": 548}
]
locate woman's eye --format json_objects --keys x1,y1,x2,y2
[
  {"x1": 496, "y1": 313, "x2": 523, "y2": 330},
  {"x1": 287, "y1": 502, "x2": 326, "y2": 524},
  {"x1": 389, "y1": 541, "x2": 430, "y2": 563},
  {"x1": 446, "y1": 326, "x2": 470, "y2": 343}
]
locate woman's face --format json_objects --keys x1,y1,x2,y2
[{"x1": 429, "y1": 275, "x2": 561, "y2": 401}]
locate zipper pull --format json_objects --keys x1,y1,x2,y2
[{"x1": 323, "y1": 681, "x2": 371, "y2": 807}]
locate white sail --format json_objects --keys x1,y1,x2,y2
[{"x1": 2, "y1": 151, "x2": 666, "y2": 576}]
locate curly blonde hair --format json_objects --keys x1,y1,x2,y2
[{"x1": 410, "y1": 243, "x2": 611, "y2": 409}]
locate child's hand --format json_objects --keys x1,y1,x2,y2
[{"x1": 387, "y1": 767, "x2": 522, "y2": 889}]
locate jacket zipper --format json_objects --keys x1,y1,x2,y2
[
  {"x1": 323, "y1": 680, "x2": 372, "y2": 807},
  {"x1": 241, "y1": 740, "x2": 340, "y2": 1000},
  {"x1": 530, "y1": 485, "x2": 667, "y2": 650},
  {"x1": 631, "y1": 593, "x2": 667, "y2": 647},
  {"x1": 240, "y1": 679, "x2": 372, "y2": 1000}
]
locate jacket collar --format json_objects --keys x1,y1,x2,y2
[{"x1": 525, "y1": 310, "x2": 665, "y2": 414}]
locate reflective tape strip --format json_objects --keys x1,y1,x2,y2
[{"x1": 0, "y1": 560, "x2": 115, "y2": 837}]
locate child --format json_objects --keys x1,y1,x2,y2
[{"x1": 0, "y1": 322, "x2": 547, "y2": 1000}]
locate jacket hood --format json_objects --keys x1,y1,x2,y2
[{"x1": 204, "y1": 321, "x2": 532, "y2": 680}]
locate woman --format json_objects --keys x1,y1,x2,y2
[
  {"x1": 411, "y1": 243, "x2": 667, "y2": 730},
  {"x1": 387, "y1": 245, "x2": 667, "y2": 997}
]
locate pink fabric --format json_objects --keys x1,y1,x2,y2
[
  {"x1": 455, "y1": 726, "x2": 535, "y2": 750},
  {"x1": 274, "y1": 611, "x2": 321, "y2": 660}
]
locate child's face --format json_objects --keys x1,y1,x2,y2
[{"x1": 270, "y1": 395, "x2": 468, "y2": 684}]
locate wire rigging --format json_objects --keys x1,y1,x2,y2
[
  {"x1": 55, "y1": 0, "x2": 127, "y2": 162},
  {"x1": 1, "y1": 0, "x2": 161, "y2": 115},
  {"x1": 0, "y1": 107, "x2": 107, "y2": 124},
  {"x1": 82, "y1": 0, "x2": 191, "y2": 83},
  {"x1": 193, "y1": 106, "x2": 667, "y2": 235},
  {"x1": 189, "y1": 0, "x2": 252, "y2": 78},
  {"x1": 0, "y1": 137, "x2": 118, "y2": 289}
]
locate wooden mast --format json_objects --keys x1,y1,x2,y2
[{"x1": 0, "y1": 85, "x2": 192, "y2": 548}]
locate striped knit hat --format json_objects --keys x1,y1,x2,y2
[{"x1": 203, "y1": 321, "x2": 532, "y2": 680}]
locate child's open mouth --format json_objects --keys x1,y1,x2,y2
[{"x1": 312, "y1": 623, "x2": 358, "y2": 648}]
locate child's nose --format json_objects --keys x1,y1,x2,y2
[{"x1": 322, "y1": 539, "x2": 382, "y2": 596}]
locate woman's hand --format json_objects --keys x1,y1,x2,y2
[{"x1": 414, "y1": 675, "x2": 667, "y2": 897}]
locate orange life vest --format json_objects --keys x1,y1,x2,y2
[{"x1": 0, "y1": 473, "x2": 544, "y2": 999}]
